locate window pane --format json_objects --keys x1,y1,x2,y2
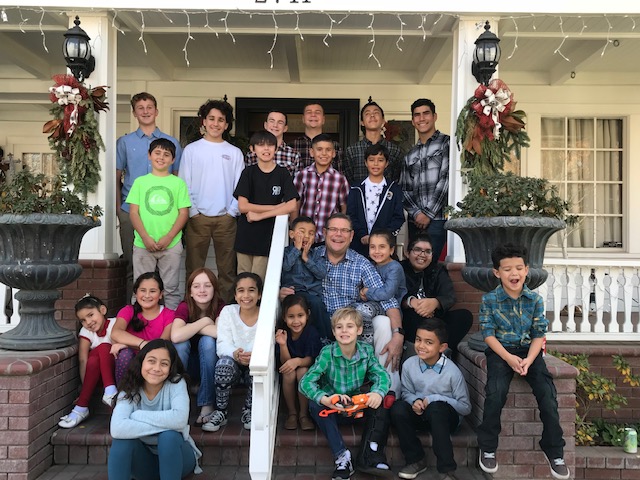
[
  {"x1": 542, "y1": 151, "x2": 565, "y2": 180},
  {"x1": 567, "y1": 151, "x2": 593, "y2": 181},
  {"x1": 596, "y1": 217, "x2": 622, "y2": 247},
  {"x1": 566, "y1": 216, "x2": 594, "y2": 248},
  {"x1": 596, "y1": 185, "x2": 622, "y2": 214},
  {"x1": 568, "y1": 118, "x2": 593, "y2": 149},
  {"x1": 596, "y1": 151, "x2": 622, "y2": 181},
  {"x1": 541, "y1": 118, "x2": 564, "y2": 148},
  {"x1": 568, "y1": 183, "x2": 594, "y2": 214},
  {"x1": 596, "y1": 119, "x2": 622, "y2": 149}
]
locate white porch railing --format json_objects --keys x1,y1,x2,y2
[
  {"x1": 248, "y1": 214, "x2": 288, "y2": 480},
  {"x1": 541, "y1": 259, "x2": 640, "y2": 341}
]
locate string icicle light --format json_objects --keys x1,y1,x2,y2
[
  {"x1": 267, "y1": 12, "x2": 278, "y2": 69},
  {"x1": 294, "y1": 12, "x2": 304, "y2": 40},
  {"x1": 579, "y1": 15, "x2": 587, "y2": 35},
  {"x1": 138, "y1": 10, "x2": 147, "y2": 54},
  {"x1": 554, "y1": 16, "x2": 570, "y2": 62},
  {"x1": 18, "y1": 8, "x2": 28, "y2": 33},
  {"x1": 182, "y1": 10, "x2": 193, "y2": 67},
  {"x1": 204, "y1": 10, "x2": 219, "y2": 38},
  {"x1": 507, "y1": 16, "x2": 518, "y2": 59},
  {"x1": 111, "y1": 10, "x2": 126, "y2": 35},
  {"x1": 367, "y1": 13, "x2": 381, "y2": 68},
  {"x1": 395, "y1": 14, "x2": 405, "y2": 52},
  {"x1": 602, "y1": 14, "x2": 613, "y2": 56},
  {"x1": 220, "y1": 12, "x2": 236, "y2": 43},
  {"x1": 38, "y1": 7, "x2": 48, "y2": 52},
  {"x1": 323, "y1": 13, "x2": 336, "y2": 47},
  {"x1": 418, "y1": 14, "x2": 427, "y2": 41}
]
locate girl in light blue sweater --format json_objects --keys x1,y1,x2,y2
[{"x1": 108, "y1": 339, "x2": 202, "y2": 479}]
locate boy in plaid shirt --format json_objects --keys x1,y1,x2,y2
[{"x1": 299, "y1": 307, "x2": 394, "y2": 480}]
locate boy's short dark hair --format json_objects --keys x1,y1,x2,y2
[
  {"x1": 407, "y1": 234, "x2": 433, "y2": 252},
  {"x1": 360, "y1": 101, "x2": 385, "y2": 121},
  {"x1": 311, "y1": 133, "x2": 334, "y2": 146},
  {"x1": 325, "y1": 212, "x2": 353, "y2": 229},
  {"x1": 411, "y1": 98, "x2": 436, "y2": 115},
  {"x1": 364, "y1": 143, "x2": 389, "y2": 162},
  {"x1": 369, "y1": 228, "x2": 396, "y2": 248},
  {"x1": 491, "y1": 243, "x2": 529, "y2": 269},
  {"x1": 148, "y1": 138, "x2": 176, "y2": 158},
  {"x1": 290, "y1": 216, "x2": 316, "y2": 231},
  {"x1": 131, "y1": 92, "x2": 157, "y2": 109},
  {"x1": 249, "y1": 130, "x2": 277, "y2": 147},
  {"x1": 267, "y1": 110, "x2": 288, "y2": 125},
  {"x1": 303, "y1": 101, "x2": 324, "y2": 113},
  {"x1": 198, "y1": 99, "x2": 234, "y2": 133},
  {"x1": 416, "y1": 318, "x2": 448, "y2": 344}
]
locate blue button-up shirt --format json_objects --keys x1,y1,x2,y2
[{"x1": 116, "y1": 127, "x2": 183, "y2": 213}]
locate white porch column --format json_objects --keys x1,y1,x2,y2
[
  {"x1": 67, "y1": 11, "x2": 119, "y2": 260},
  {"x1": 447, "y1": 17, "x2": 498, "y2": 263}
]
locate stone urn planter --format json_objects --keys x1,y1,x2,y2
[
  {"x1": 0, "y1": 214, "x2": 100, "y2": 351},
  {"x1": 445, "y1": 216, "x2": 566, "y2": 350}
]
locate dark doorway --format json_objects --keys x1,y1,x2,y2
[{"x1": 235, "y1": 98, "x2": 360, "y2": 148}]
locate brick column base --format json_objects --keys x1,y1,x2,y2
[{"x1": 457, "y1": 342, "x2": 578, "y2": 479}]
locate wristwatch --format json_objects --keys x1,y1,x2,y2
[{"x1": 392, "y1": 327, "x2": 405, "y2": 336}]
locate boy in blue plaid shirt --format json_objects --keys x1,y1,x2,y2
[
  {"x1": 477, "y1": 244, "x2": 569, "y2": 480},
  {"x1": 299, "y1": 307, "x2": 394, "y2": 480}
]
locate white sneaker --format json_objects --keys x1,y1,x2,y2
[
  {"x1": 241, "y1": 408, "x2": 252, "y2": 430},
  {"x1": 202, "y1": 410, "x2": 227, "y2": 432},
  {"x1": 58, "y1": 409, "x2": 89, "y2": 428},
  {"x1": 102, "y1": 392, "x2": 117, "y2": 407}
]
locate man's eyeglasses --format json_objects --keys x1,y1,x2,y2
[
  {"x1": 325, "y1": 227, "x2": 353, "y2": 235},
  {"x1": 411, "y1": 247, "x2": 433, "y2": 256}
]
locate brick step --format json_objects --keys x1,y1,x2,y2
[{"x1": 51, "y1": 397, "x2": 478, "y2": 469}]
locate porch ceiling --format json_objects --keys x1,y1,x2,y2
[{"x1": 0, "y1": 10, "x2": 638, "y2": 88}]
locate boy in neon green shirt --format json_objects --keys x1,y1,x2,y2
[{"x1": 127, "y1": 138, "x2": 191, "y2": 309}]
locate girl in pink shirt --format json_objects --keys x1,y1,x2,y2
[{"x1": 111, "y1": 272, "x2": 175, "y2": 384}]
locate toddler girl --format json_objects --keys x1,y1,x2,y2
[
  {"x1": 59, "y1": 295, "x2": 124, "y2": 428},
  {"x1": 202, "y1": 273, "x2": 262, "y2": 432},
  {"x1": 276, "y1": 294, "x2": 322, "y2": 431},
  {"x1": 108, "y1": 339, "x2": 201, "y2": 479},
  {"x1": 111, "y1": 272, "x2": 175, "y2": 384}
]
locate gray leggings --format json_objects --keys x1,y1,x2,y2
[{"x1": 214, "y1": 356, "x2": 253, "y2": 412}]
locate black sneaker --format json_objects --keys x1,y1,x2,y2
[
  {"x1": 398, "y1": 458, "x2": 428, "y2": 479},
  {"x1": 333, "y1": 450, "x2": 355, "y2": 480},
  {"x1": 544, "y1": 453, "x2": 570, "y2": 479},
  {"x1": 479, "y1": 450, "x2": 498, "y2": 473}
]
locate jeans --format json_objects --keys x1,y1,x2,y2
[
  {"x1": 477, "y1": 347, "x2": 566, "y2": 459},
  {"x1": 108, "y1": 430, "x2": 196, "y2": 480},
  {"x1": 308, "y1": 400, "x2": 357, "y2": 458},
  {"x1": 408, "y1": 219, "x2": 446, "y2": 263},
  {"x1": 174, "y1": 336, "x2": 217, "y2": 407},
  {"x1": 391, "y1": 400, "x2": 459, "y2": 473}
]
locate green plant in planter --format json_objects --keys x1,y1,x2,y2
[
  {"x1": 0, "y1": 168, "x2": 102, "y2": 218},
  {"x1": 446, "y1": 170, "x2": 576, "y2": 225}
]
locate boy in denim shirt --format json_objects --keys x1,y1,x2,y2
[{"x1": 477, "y1": 244, "x2": 569, "y2": 480}]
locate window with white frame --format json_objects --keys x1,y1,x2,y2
[{"x1": 541, "y1": 117, "x2": 623, "y2": 249}]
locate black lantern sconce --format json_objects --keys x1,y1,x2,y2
[
  {"x1": 63, "y1": 15, "x2": 95, "y2": 82},
  {"x1": 471, "y1": 20, "x2": 501, "y2": 86}
]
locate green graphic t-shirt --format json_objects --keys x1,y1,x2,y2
[{"x1": 126, "y1": 173, "x2": 191, "y2": 249}]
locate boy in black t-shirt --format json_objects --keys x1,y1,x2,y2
[{"x1": 234, "y1": 130, "x2": 299, "y2": 280}]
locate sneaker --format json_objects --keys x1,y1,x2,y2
[
  {"x1": 479, "y1": 450, "x2": 498, "y2": 473},
  {"x1": 333, "y1": 450, "x2": 355, "y2": 480},
  {"x1": 241, "y1": 408, "x2": 252, "y2": 430},
  {"x1": 201, "y1": 410, "x2": 227, "y2": 432},
  {"x1": 398, "y1": 458, "x2": 428, "y2": 479},
  {"x1": 544, "y1": 453, "x2": 570, "y2": 479},
  {"x1": 58, "y1": 408, "x2": 89, "y2": 428},
  {"x1": 102, "y1": 392, "x2": 117, "y2": 408}
]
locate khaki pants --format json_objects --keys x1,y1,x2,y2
[
  {"x1": 236, "y1": 253, "x2": 268, "y2": 283},
  {"x1": 185, "y1": 213, "x2": 237, "y2": 303},
  {"x1": 133, "y1": 242, "x2": 184, "y2": 310}
]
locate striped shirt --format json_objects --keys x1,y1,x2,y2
[
  {"x1": 400, "y1": 130, "x2": 450, "y2": 221},
  {"x1": 245, "y1": 141, "x2": 301, "y2": 177},
  {"x1": 294, "y1": 165, "x2": 349, "y2": 242}
]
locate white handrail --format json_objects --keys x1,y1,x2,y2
[{"x1": 248, "y1": 214, "x2": 288, "y2": 480}]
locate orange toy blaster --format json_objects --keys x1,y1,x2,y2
[{"x1": 319, "y1": 394, "x2": 369, "y2": 419}]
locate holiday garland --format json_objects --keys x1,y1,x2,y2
[
  {"x1": 42, "y1": 74, "x2": 109, "y2": 197},
  {"x1": 456, "y1": 79, "x2": 530, "y2": 174}
]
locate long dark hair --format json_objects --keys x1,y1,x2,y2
[
  {"x1": 118, "y1": 339, "x2": 186, "y2": 405},
  {"x1": 232, "y1": 272, "x2": 263, "y2": 306},
  {"x1": 130, "y1": 272, "x2": 164, "y2": 332},
  {"x1": 185, "y1": 268, "x2": 222, "y2": 322},
  {"x1": 277, "y1": 294, "x2": 310, "y2": 332}
]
